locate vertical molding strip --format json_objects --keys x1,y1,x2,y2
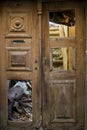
[{"x1": 37, "y1": 0, "x2": 43, "y2": 129}]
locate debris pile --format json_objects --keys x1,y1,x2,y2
[{"x1": 8, "y1": 80, "x2": 32, "y2": 121}]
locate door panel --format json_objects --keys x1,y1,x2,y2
[
  {"x1": 0, "y1": 1, "x2": 41, "y2": 130},
  {"x1": 49, "y1": 80, "x2": 76, "y2": 123},
  {"x1": 42, "y1": 2, "x2": 85, "y2": 130}
]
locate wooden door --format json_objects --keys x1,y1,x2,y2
[
  {"x1": 42, "y1": 1, "x2": 85, "y2": 130},
  {"x1": 0, "y1": 1, "x2": 41, "y2": 130}
]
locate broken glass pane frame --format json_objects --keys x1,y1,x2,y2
[
  {"x1": 7, "y1": 80, "x2": 32, "y2": 122},
  {"x1": 50, "y1": 47, "x2": 76, "y2": 71},
  {"x1": 49, "y1": 9, "x2": 75, "y2": 38}
]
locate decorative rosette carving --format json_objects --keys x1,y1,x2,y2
[{"x1": 10, "y1": 16, "x2": 25, "y2": 32}]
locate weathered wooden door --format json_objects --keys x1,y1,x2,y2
[
  {"x1": 0, "y1": 1, "x2": 85, "y2": 130},
  {"x1": 0, "y1": 1, "x2": 41, "y2": 130},
  {"x1": 42, "y1": 1, "x2": 85, "y2": 130}
]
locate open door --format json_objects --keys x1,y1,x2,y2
[{"x1": 42, "y1": 1, "x2": 85, "y2": 130}]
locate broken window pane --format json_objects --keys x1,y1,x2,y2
[
  {"x1": 49, "y1": 9, "x2": 75, "y2": 38},
  {"x1": 51, "y1": 47, "x2": 76, "y2": 71},
  {"x1": 8, "y1": 80, "x2": 32, "y2": 122}
]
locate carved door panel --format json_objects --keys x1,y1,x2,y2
[
  {"x1": 42, "y1": 2, "x2": 85, "y2": 130},
  {"x1": 0, "y1": 1, "x2": 41, "y2": 130}
]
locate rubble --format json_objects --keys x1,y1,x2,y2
[{"x1": 8, "y1": 80, "x2": 32, "y2": 121}]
